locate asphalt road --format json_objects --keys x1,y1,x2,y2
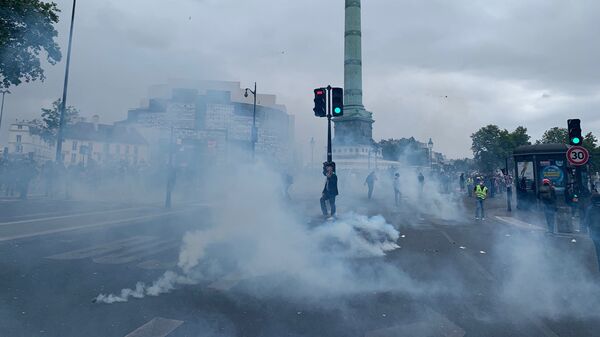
[{"x1": 1, "y1": 196, "x2": 599, "y2": 337}]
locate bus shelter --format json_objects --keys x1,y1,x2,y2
[{"x1": 513, "y1": 144, "x2": 570, "y2": 210}]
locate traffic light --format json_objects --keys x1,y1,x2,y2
[
  {"x1": 313, "y1": 88, "x2": 327, "y2": 117},
  {"x1": 331, "y1": 87, "x2": 343, "y2": 117},
  {"x1": 568, "y1": 119, "x2": 582, "y2": 145}
]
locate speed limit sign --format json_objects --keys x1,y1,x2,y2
[{"x1": 566, "y1": 146, "x2": 590, "y2": 166}]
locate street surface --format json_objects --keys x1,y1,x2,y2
[{"x1": 1, "y1": 194, "x2": 599, "y2": 337}]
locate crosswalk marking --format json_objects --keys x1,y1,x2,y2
[
  {"x1": 46, "y1": 236, "x2": 155, "y2": 260},
  {"x1": 124, "y1": 317, "x2": 183, "y2": 337},
  {"x1": 93, "y1": 240, "x2": 178, "y2": 265}
]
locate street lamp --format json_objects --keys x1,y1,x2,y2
[
  {"x1": 244, "y1": 82, "x2": 257, "y2": 160},
  {"x1": 0, "y1": 89, "x2": 10, "y2": 132},
  {"x1": 55, "y1": 0, "x2": 77, "y2": 163},
  {"x1": 427, "y1": 138, "x2": 434, "y2": 169}
]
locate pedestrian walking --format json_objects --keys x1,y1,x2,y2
[
  {"x1": 539, "y1": 178, "x2": 557, "y2": 234},
  {"x1": 584, "y1": 193, "x2": 600, "y2": 271},
  {"x1": 474, "y1": 179, "x2": 488, "y2": 220},
  {"x1": 393, "y1": 173, "x2": 401, "y2": 207},
  {"x1": 320, "y1": 164, "x2": 338, "y2": 219},
  {"x1": 466, "y1": 176, "x2": 474, "y2": 197},
  {"x1": 364, "y1": 171, "x2": 377, "y2": 199},
  {"x1": 505, "y1": 173, "x2": 513, "y2": 212}
]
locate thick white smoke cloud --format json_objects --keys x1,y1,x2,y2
[{"x1": 94, "y1": 163, "x2": 409, "y2": 304}]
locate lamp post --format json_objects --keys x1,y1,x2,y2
[
  {"x1": 244, "y1": 82, "x2": 257, "y2": 161},
  {"x1": 427, "y1": 138, "x2": 434, "y2": 169},
  {"x1": 0, "y1": 89, "x2": 10, "y2": 132},
  {"x1": 55, "y1": 0, "x2": 77, "y2": 163}
]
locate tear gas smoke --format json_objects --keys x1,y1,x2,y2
[{"x1": 94, "y1": 163, "x2": 414, "y2": 304}]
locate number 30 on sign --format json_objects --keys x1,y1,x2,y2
[{"x1": 566, "y1": 146, "x2": 589, "y2": 166}]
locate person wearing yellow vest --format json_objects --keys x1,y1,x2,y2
[{"x1": 474, "y1": 179, "x2": 488, "y2": 220}]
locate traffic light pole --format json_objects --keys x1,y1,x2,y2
[{"x1": 327, "y1": 85, "x2": 332, "y2": 163}]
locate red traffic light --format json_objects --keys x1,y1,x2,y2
[{"x1": 315, "y1": 90, "x2": 324, "y2": 95}]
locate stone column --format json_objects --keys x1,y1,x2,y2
[{"x1": 344, "y1": 0, "x2": 363, "y2": 110}]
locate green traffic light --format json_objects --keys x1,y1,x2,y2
[
  {"x1": 572, "y1": 137, "x2": 581, "y2": 144},
  {"x1": 334, "y1": 107, "x2": 341, "y2": 114}
]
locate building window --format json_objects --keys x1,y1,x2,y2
[
  {"x1": 71, "y1": 153, "x2": 76, "y2": 163},
  {"x1": 16, "y1": 135, "x2": 21, "y2": 143},
  {"x1": 17, "y1": 125, "x2": 22, "y2": 130},
  {"x1": 72, "y1": 141, "x2": 78, "y2": 151}
]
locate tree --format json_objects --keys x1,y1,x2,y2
[
  {"x1": 537, "y1": 127, "x2": 568, "y2": 144},
  {"x1": 32, "y1": 98, "x2": 79, "y2": 143},
  {"x1": 582, "y1": 132, "x2": 600, "y2": 174},
  {"x1": 471, "y1": 125, "x2": 531, "y2": 173},
  {"x1": 378, "y1": 137, "x2": 428, "y2": 165},
  {"x1": 0, "y1": 0, "x2": 62, "y2": 88}
]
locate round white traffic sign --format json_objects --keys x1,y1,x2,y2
[{"x1": 566, "y1": 146, "x2": 589, "y2": 166}]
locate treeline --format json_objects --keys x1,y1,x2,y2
[{"x1": 471, "y1": 125, "x2": 600, "y2": 173}]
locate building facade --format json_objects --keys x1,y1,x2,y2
[
  {"x1": 6, "y1": 118, "x2": 149, "y2": 167},
  {"x1": 124, "y1": 80, "x2": 295, "y2": 167}
]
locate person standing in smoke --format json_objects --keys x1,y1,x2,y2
[
  {"x1": 418, "y1": 171, "x2": 425, "y2": 197},
  {"x1": 459, "y1": 173, "x2": 465, "y2": 192},
  {"x1": 320, "y1": 164, "x2": 338, "y2": 219},
  {"x1": 474, "y1": 178, "x2": 488, "y2": 220},
  {"x1": 539, "y1": 178, "x2": 557, "y2": 234},
  {"x1": 584, "y1": 193, "x2": 600, "y2": 271},
  {"x1": 393, "y1": 172, "x2": 401, "y2": 207},
  {"x1": 364, "y1": 171, "x2": 377, "y2": 199}
]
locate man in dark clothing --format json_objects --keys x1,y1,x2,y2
[
  {"x1": 320, "y1": 164, "x2": 338, "y2": 218},
  {"x1": 364, "y1": 171, "x2": 376, "y2": 199},
  {"x1": 584, "y1": 193, "x2": 600, "y2": 271},
  {"x1": 418, "y1": 172, "x2": 425, "y2": 198},
  {"x1": 539, "y1": 178, "x2": 557, "y2": 233}
]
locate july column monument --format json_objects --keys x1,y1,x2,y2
[{"x1": 334, "y1": 0, "x2": 374, "y2": 146}]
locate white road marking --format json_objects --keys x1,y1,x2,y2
[
  {"x1": 495, "y1": 216, "x2": 545, "y2": 232},
  {"x1": 0, "y1": 210, "x2": 185, "y2": 242},
  {"x1": 93, "y1": 240, "x2": 178, "y2": 265},
  {"x1": 124, "y1": 317, "x2": 183, "y2": 337},
  {"x1": 46, "y1": 236, "x2": 155, "y2": 260},
  {"x1": 0, "y1": 206, "x2": 155, "y2": 226}
]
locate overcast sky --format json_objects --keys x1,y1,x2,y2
[{"x1": 3, "y1": 0, "x2": 600, "y2": 159}]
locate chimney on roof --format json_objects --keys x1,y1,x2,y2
[{"x1": 92, "y1": 115, "x2": 99, "y2": 131}]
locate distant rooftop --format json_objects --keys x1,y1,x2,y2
[{"x1": 64, "y1": 122, "x2": 147, "y2": 145}]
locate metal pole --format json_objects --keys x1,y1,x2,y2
[
  {"x1": 0, "y1": 90, "x2": 9, "y2": 131},
  {"x1": 55, "y1": 0, "x2": 77, "y2": 163},
  {"x1": 326, "y1": 85, "x2": 332, "y2": 163},
  {"x1": 252, "y1": 82, "x2": 257, "y2": 161}
]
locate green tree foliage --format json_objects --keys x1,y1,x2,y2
[
  {"x1": 537, "y1": 127, "x2": 568, "y2": 144},
  {"x1": 471, "y1": 125, "x2": 531, "y2": 172},
  {"x1": 0, "y1": 0, "x2": 62, "y2": 88},
  {"x1": 582, "y1": 132, "x2": 600, "y2": 174},
  {"x1": 30, "y1": 98, "x2": 78, "y2": 143}
]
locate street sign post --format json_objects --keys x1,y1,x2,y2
[{"x1": 566, "y1": 146, "x2": 589, "y2": 166}]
